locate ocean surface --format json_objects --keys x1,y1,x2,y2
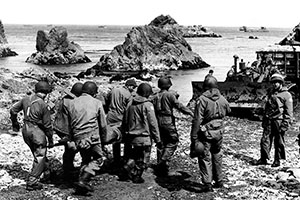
[{"x1": 0, "y1": 24, "x2": 291, "y2": 104}]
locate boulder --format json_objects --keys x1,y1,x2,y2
[
  {"x1": 0, "y1": 21, "x2": 18, "y2": 57},
  {"x1": 83, "y1": 25, "x2": 209, "y2": 76},
  {"x1": 26, "y1": 26, "x2": 91, "y2": 65}
]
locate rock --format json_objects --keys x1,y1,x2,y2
[
  {"x1": 26, "y1": 26, "x2": 91, "y2": 65},
  {"x1": 0, "y1": 20, "x2": 18, "y2": 57},
  {"x1": 279, "y1": 23, "x2": 300, "y2": 45},
  {"x1": 83, "y1": 25, "x2": 209, "y2": 76},
  {"x1": 150, "y1": 15, "x2": 222, "y2": 38}
]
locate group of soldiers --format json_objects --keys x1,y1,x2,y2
[{"x1": 9, "y1": 71, "x2": 294, "y2": 195}]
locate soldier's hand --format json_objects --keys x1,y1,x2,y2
[
  {"x1": 67, "y1": 141, "x2": 77, "y2": 151},
  {"x1": 47, "y1": 137, "x2": 54, "y2": 148},
  {"x1": 12, "y1": 122, "x2": 20, "y2": 132},
  {"x1": 156, "y1": 142, "x2": 163, "y2": 149}
]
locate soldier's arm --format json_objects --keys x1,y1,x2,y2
[
  {"x1": 190, "y1": 97, "x2": 205, "y2": 142},
  {"x1": 281, "y1": 92, "x2": 293, "y2": 131},
  {"x1": 146, "y1": 102, "x2": 161, "y2": 144},
  {"x1": 10, "y1": 99, "x2": 23, "y2": 131},
  {"x1": 98, "y1": 102, "x2": 108, "y2": 140},
  {"x1": 42, "y1": 103, "x2": 54, "y2": 144},
  {"x1": 171, "y1": 94, "x2": 194, "y2": 117}
]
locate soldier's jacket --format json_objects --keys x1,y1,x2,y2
[
  {"x1": 10, "y1": 94, "x2": 53, "y2": 139},
  {"x1": 263, "y1": 86, "x2": 293, "y2": 131},
  {"x1": 191, "y1": 88, "x2": 231, "y2": 142},
  {"x1": 123, "y1": 95, "x2": 161, "y2": 146},
  {"x1": 53, "y1": 90, "x2": 76, "y2": 138},
  {"x1": 64, "y1": 93, "x2": 107, "y2": 141},
  {"x1": 106, "y1": 86, "x2": 133, "y2": 124},
  {"x1": 152, "y1": 90, "x2": 193, "y2": 118}
]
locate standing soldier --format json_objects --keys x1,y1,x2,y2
[
  {"x1": 65, "y1": 81, "x2": 108, "y2": 194},
  {"x1": 120, "y1": 83, "x2": 161, "y2": 183},
  {"x1": 190, "y1": 76, "x2": 230, "y2": 192},
  {"x1": 256, "y1": 73, "x2": 293, "y2": 167},
  {"x1": 152, "y1": 76, "x2": 193, "y2": 176},
  {"x1": 53, "y1": 82, "x2": 83, "y2": 180},
  {"x1": 106, "y1": 79, "x2": 137, "y2": 166},
  {"x1": 10, "y1": 81, "x2": 54, "y2": 190}
]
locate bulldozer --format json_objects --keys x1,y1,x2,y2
[
  {"x1": 191, "y1": 23, "x2": 300, "y2": 115},
  {"x1": 190, "y1": 47, "x2": 300, "y2": 116}
]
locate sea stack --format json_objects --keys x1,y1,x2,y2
[
  {"x1": 26, "y1": 26, "x2": 91, "y2": 65},
  {"x1": 0, "y1": 20, "x2": 18, "y2": 57},
  {"x1": 82, "y1": 20, "x2": 210, "y2": 77},
  {"x1": 149, "y1": 15, "x2": 222, "y2": 38}
]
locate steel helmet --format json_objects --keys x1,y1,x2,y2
[
  {"x1": 194, "y1": 140, "x2": 205, "y2": 156},
  {"x1": 270, "y1": 73, "x2": 284, "y2": 83},
  {"x1": 203, "y1": 76, "x2": 218, "y2": 90},
  {"x1": 137, "y1": 83, "x2": 153, "y2": 98},
  {"x1": 35, "y1": 81, "x2": 51, "y2": 94},
  {"x1": 82, "y1": 81, "x2": 98, "y2": 96},
  {"x1": 70, "y1": 82, "x2": 83, "y2": 97},
  {"x1": 125, "y1": 79, "x2": 137, "y2": 88},
  {"x1": 158, "y1": 76, "x2": 172, "y2": 90}
]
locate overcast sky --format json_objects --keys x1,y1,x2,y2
[{"x1": 2, "y1": 0, "x2": 300, "y2": 28}]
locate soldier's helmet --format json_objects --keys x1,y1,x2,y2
[
  {"x1": 35, "y1": 81, "x2": 52, "y2": 94},
  {"x1": 71, "y1": 82, "x2": 83, "y2": 97},
  {"x1": 158, "y1": 76, "x2": 172, "y2": 90},
  {"x1": 82, "y1": 81, "x2": 98, "y2": 96},
  {"x1": 270, "y1": 73, "x2": 284, "y2": 83},
  {"x1": 137, "y1": 83, "x2": 153, "y2": 98},
  {"x1": 203, "y1": 76, "x2": 218, "y2": 90},
  {"x1": 125, "y1": 79, "x2": 137, "y2": 88},
  {"x1": 194, "y1": 140, "x2": 205, "y2": 157}
]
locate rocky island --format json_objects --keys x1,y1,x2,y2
[
  {"x1": 26, "y1": 26, "x2": 91, "y2": 65},
  {"x1": 150, "y1": 15, "x2": 222, "y2": 38},
  {"x1": 0, "y1": 21, "x2": 18, "y2": 57},
  {"x1": 81, "y1": 15, "x2": 210, "y2": 78}
]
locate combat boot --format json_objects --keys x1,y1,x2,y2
[
  {"x1": 75, "y1": 172, "x2": 94, "y2": 194},
  {"x1": 271, "y1": 160, "x2": 280, "y2": 167},
  {"x1": 198, "y1": 183, "x2": 213, "y2": 193},
  {"x1": 132, "y1": 164, "x2": 145, "y2": 184},
  {"x1": 155, "y1": 160, "x2": 169, "y2": 177},
  {"x1": 26, "y1": 176, "x2": 43, "y2": 191}
]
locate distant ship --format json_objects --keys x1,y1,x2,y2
[
  {"x1": 239, "y1": 26, "x2": 269, "y2": 32},
  {"x1": 98, "y1": 25, "x2": 107, "y2": 29}
]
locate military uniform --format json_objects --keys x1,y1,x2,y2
[
  {"x1": 260, "y1": 86, "x2": 293, "y2": 165},
  {"x1": 152, "y1": 89, "x2": 193, "y2": 174},
  {"x1": 10, "y1": 93, "x2": 53, "y2": 189},
  {"x1": 65, "y1": 92, "x2": 107, "y2": 193},
  {"x1": 122, "y1": 94, "x2": 161, "y2": 183},
  {"x1": 106, "y1": 85, "x2": 134, "y2": 164},
  {"x1": 53, "y1": 90, "x2": 78, "y2": 177},
  {"x1": 190, "y1": 87, "x2": 230, "y2": 191}
]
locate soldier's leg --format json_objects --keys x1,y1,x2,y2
[
  {"x1": 212, "y1": 139, "x2": 223, "y2": 187},
  {"x1": 159, "y1": 125, "x2": 178, "y2": 171},
  {"x1": 113, "y1": 143, "x2": 121, "y2": 165},
  {"x1": 273, "y1": 121, "x2": 285, "y2": 166},
  {"x1": 260, "y1": 125, "x2": 273, "y2": 162},
  {"x1": 24, "y1": 126, "x2": 47, "y2": 190},
  {"x1": 198, "y1": 142, "x2": 213, "y2": 192}
]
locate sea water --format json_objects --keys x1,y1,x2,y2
[{"x1": 0, "y1": 24, "x2": 291, "y2": 104}]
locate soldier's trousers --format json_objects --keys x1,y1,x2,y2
[
  {"x1": 22, "y1": 123, "x2": 47, "y2": 185},
  {"x1": 79, "y1": 144, "x2": 105, "y2": 176},
  {"x1": 157, "y1": 121, "x2": 178, "y2": 165},
  {"x1": 125, "y1": 146, "x2": 151, "y2": 177},
  {"x1": 198, "y1": 139, "x2": 223, "y2": 185},
  {"x1": 260, "y1": 119, "x2": 286, "y2": 161},
  {"x1": 63, "y1": 145, "x2": 77, "y2": 172}
]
